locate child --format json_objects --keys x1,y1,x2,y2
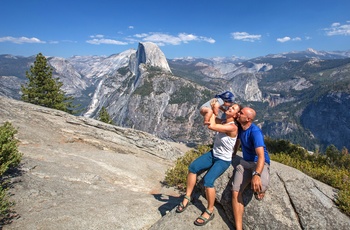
[{"x1": 200, "y1": 91, "x2": 234, "y2": 125}]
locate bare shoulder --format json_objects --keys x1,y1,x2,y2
[{"x1": 225, "y1": 121, "x2": 238, "y2": 132}]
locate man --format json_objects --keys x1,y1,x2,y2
[{"x1": 231, "y1": 107, "x2": 270, "y2": 230}]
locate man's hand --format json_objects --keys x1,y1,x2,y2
[
  {"x1": 252, "y1": 146, "x2": 265, "y2": 193},
  {"x1": 251, "y1": 175, "x2": 262, "y2": 193}
]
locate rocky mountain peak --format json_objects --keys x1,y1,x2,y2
[{"x1": 135, "y1": 42, "x2": 172, "y2": 73}]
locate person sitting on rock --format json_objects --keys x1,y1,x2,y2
[
  {"x1": 200, "y1": 91, "x2": 234, "y2": 125},
  {"x1": 231, "y1": 107, "x2": 271, "y2": 230},
  {"x1": 176, "y1": 103, "x2": 242, "y2": 226}
]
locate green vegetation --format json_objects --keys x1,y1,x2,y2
[
  {"x1": 21, "y1": 53, "x2": 78, "y2": 114},
  {"x1": 266, "y1": 138, "x2": 350, "y2": 216},
  {"x1": 0, "y1": 122, "x2": 22, "y2": 218},
  {"x1": 117, "y1": 66, "x2": 129, "y2": 76},
  {"x1": 133, "y1": 80, "x2": 153, "y2": 96},
  {"x1": 98, "y1": 106, "x2": 114, "y2": 125},
  {"x1": 169, "y1": 85, "x2": 197, "y2": 104},
  {"x1": 146, "y1": 65, "x2": 163, "y2": 79},
  {"x1": 164, "y1": 145, "x2": 211, "y2": 191}
]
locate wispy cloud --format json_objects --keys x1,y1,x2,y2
[
  {"x1": 0, "y1": 36, "x2": 45, "y2": 44},
  {"x1": 133, "y1": 32, "x2": 215, "y2": 46},
  {"x1": 276, "y1": 36, "x2": 302, "y2": 43},
  {"x1": 231, "y1": 32, "x2": 261, "y2": 42},
  {"x1": 86, "y1": 35, "x2": 128, "y2": 45},
  {"x1": 324, "y1": 21, "x2": 350, "y2": 36}
]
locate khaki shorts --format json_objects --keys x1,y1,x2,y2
[{"x1": 231, "y1": 159, "x2": 270, "y2": 192}]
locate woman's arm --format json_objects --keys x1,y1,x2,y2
[{"x1": 207, "y1": 114, "x2": 236, "y2": 133}]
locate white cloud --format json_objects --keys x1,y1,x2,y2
[
  {"x1": 86, "y1": 38, "x2": 128, "y2": 45},
  {"x1": 200, "y1": 36, "x2": 215, "y2": 44},
  {"x1": 277, "y1": 36, "x2": 291, "y2": 43},
  {"x1": 277, "y1": 36, "x2": 303, "y2": 43},
  {"x1": 128, "y1": 26, "x2": 134, "y2": 29},
  {"x1": 178, "y1": 33, "x2": 198, "y2": 43},
  {"x1": 133, "y1": 32, "x2": 215, "y2": 46},
  {"x1": 324, "y1": 21, "x2": 350, "y2": 36},
  {"x1": 87, "y1": 35, "x2": 128, "y2": 45},
  {"x1": 92, "y1": 34, "x2": 104, "y2": 38},
  {"x1": 142, "y1": 33, "x2": 182, "y2": 45},
  {"x1": 0, "y1": 36, "x2": 45, "y2": 44},
  {"x1": 134, "y1": 33, "x2": 149, "y2": 38},
  {"x1": 231, "y1": 32, "x2": 261, "y2": 42}
]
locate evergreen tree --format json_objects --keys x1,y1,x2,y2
[
  {"x1": 98, "y1": 106, "x2": 114, "y2": 124},
  {"x1": 21, "y1": 53, "x2": 75, "y2": 114}
]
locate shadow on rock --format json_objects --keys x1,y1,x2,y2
[
  {"x1": 0, "y1": 165, "x2": 25, "y2": 226},
  {"x1": 153, "y1": 194, "x2": 182, "y2": 216}
]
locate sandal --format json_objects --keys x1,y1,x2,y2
[
  {"x1": 194, "y1": 209, "x2": 215, "y2": 226},
  {"x1": 176, "y1": 195, "x2": 191, "y2": 213}
]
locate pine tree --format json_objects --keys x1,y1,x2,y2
[
  {"x1": 21, "y1": 53, "x2": 75, "y2": 114},
  {"x1": 98, "y1": 106, "x2": 114, "y2": 124}
]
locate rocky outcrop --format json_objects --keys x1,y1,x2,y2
[
  {"x1": 151, "y1": 155, "x2": 350, "y2": 229},
  {"x1": 1, "y1": 96, "x2": 349, "y2": 229},
  {"x1": 301, "y1": 92, "x2": 350, "y2": 150},
  {"x1": 229, "y1": 72, "x2": 263, "y2": 101},
  {"x1": 0, "y1": 96, "x2": 185, "y2": 229},
  {"x1": 129, "y1": 42, "x2": 172, "y2": 86},
  {"x1": 135, "y1": 42, "x2": 172, "y2": 74},
  {"x1": 49, "y1": 57, "x2": 88, "y2": 97}
]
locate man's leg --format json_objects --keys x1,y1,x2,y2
[
  {"x1": 231, "y1": 161, "x2": 253, "y2": 229},
  {"x1": 232, "y1": 190, "x2": 244, "y2": 230},
  {"x1": 254, "y1": 162, "x2": 270, "y2": 200}
]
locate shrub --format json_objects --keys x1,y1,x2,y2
[
  {"x1": 133, "y1": 80, "x2": 153, "y2": 96},
  {"x1": 169, "y1": 85, "x2": 196, "y2": 104},
  {"x1": 98, "y1": 106, "x2": 114, "y2": 125},
  {"x1": 164, "y1": 145, "x2": 211, "y2": 191},
  {"x1": 269, "y1": 139, "x2": 350, "y2": 216},
  {"x1": 0, "y1": 122, "x2": 22, "y2": 175},
  {"x1": 0, "y1": 122, "x2": 22, "y2": 217},
  {"x1": 117, "y1": 66, "x2": 129, "y2": 76}
]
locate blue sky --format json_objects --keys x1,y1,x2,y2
[{"x1": 0, "y1": 0, "x2": 349, "y2": 59}]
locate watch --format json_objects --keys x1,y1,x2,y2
[{"x1": 252, "y1": 171, "x2": 261, "y2": 177}]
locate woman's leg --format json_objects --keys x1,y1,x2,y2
[
  {"x1": 195, "y1": 158, "x2": 230, "y2": 223},
  {"x1": 177, "y1": 151, "x2": 214, "y2": 212}
]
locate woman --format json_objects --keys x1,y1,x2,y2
[{"x1": 176, "y1": 103, "x2": 242, "y2": 226}]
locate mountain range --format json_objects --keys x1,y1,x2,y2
[{"x1": 1, "y1": 43, "x2": 350, "y2": 151}]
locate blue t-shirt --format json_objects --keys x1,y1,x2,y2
[{"x1": 238, "y1": 123, "x2": 270, "y2": 165}]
